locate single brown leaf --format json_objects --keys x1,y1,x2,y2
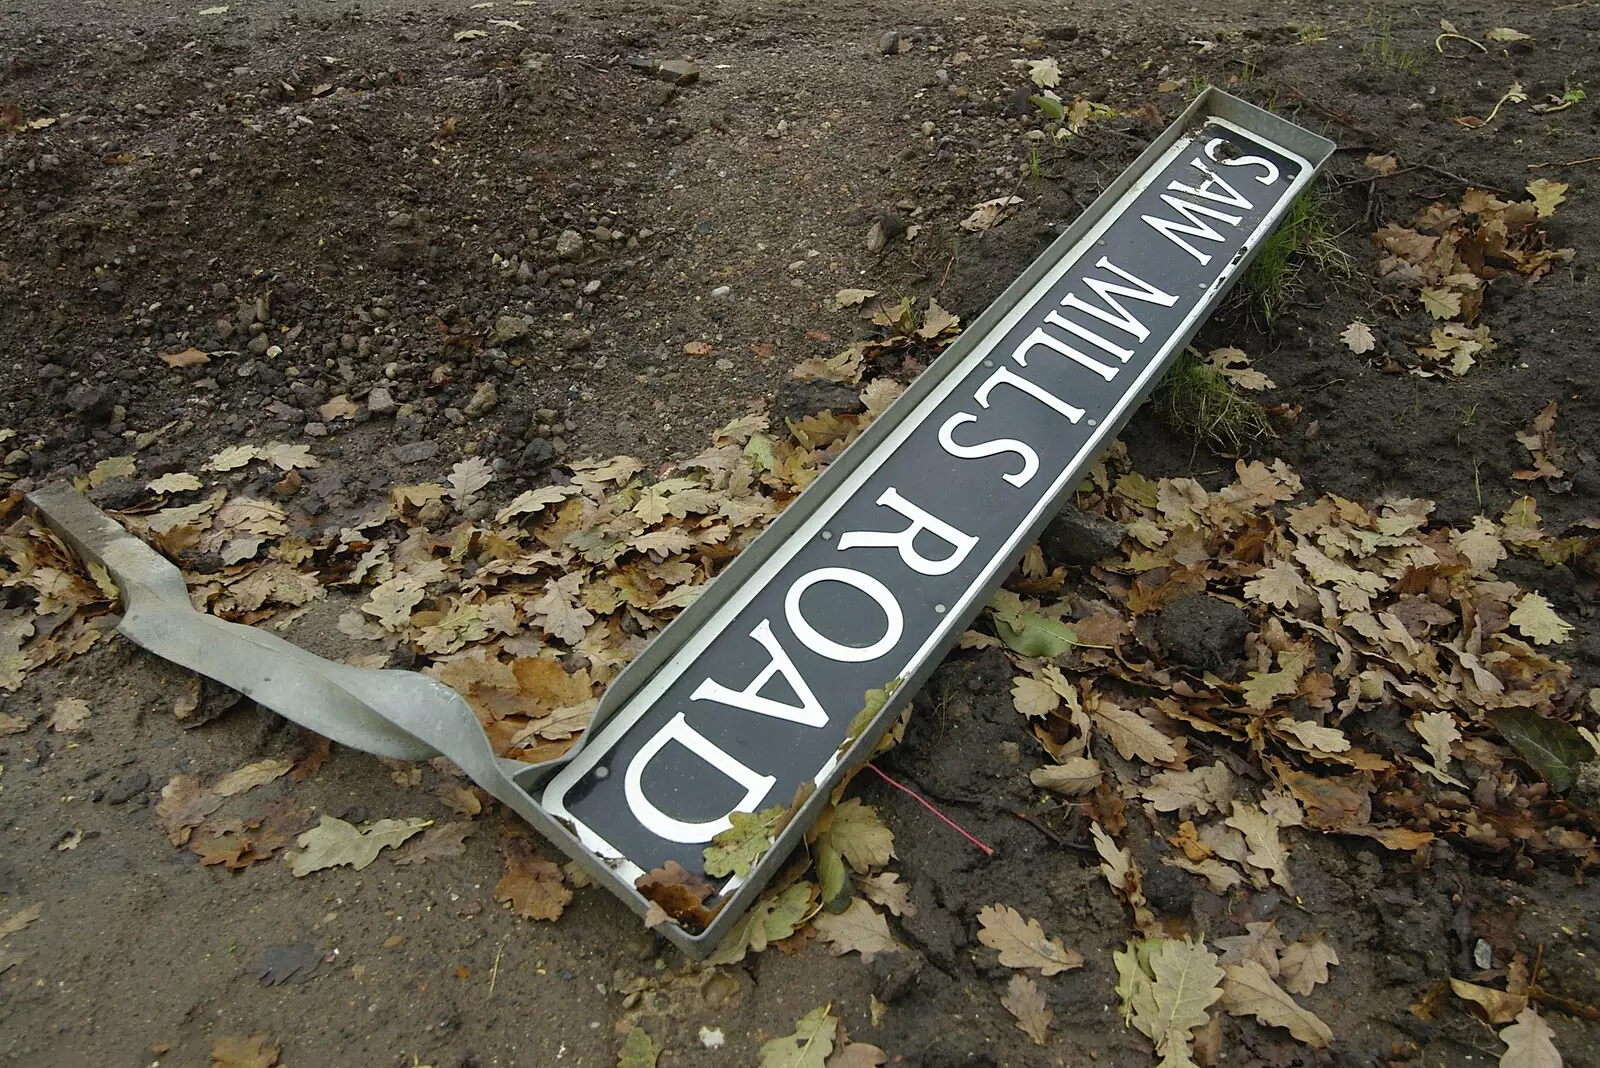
[
  {"x1": 211, "y1": 1033, "x2": 279, "y2": 1068},
  {"x1": 977, "y1": 903, "x2": 1083, "y2": 975},
  {"x1": 1001, "y1": 974, "x2": 1052, "y2": 1046},
  {"x1": 635, "y1": 860, "x2": 717, "y2": 932},
  {"x1": 1450, "y1": 977, "x2": 1527, "y2": 1025},
  {"x1": 494, "y1": 830, "x2": 571, "y2": 921},
  {"x1": 1220, "y1": 961, "x2": 1332, "y2": 1048},
  {"x1": 156, "y1": 775, "x2": 223, "y2": 846},
  {"x1": 391, "y1": 822, "x2": 474, "y2": 866},
  {"x1": 162, "y1": 347, "x2": 212, "y2": 368}
]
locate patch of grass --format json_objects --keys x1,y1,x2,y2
[
  {"x1": 1153, "y1": 351, "x2": 1273, "y2": 457},
  {"x1": 1294, "y1": 24, "x2": 1327, "y2": 45},
  {"x1": 1362, "y1": 14, "x2": 1422, "y2": 73},
  {"x1": 1242, "y1": 190, "x2": 1352, "y2": 322}
]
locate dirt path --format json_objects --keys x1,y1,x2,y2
[{"x1": 3, "y1": 2, "x2": 1599, "y2": 1066}]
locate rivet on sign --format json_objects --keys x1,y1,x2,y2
[
  {"x1": 1087, "y1": 418, "x2": 1097, "y2": 426},
  {"x1": 983, "y1": 360, "x2": 995, "y2": 367},
  {"x1": 935, "y1": 604, "x2": 947, "y2": 613},
  {"x1": 593, "y1": 766, "x2": 610, "y2": 780},
  {"x1": 820, "y1": 531, "x2": 833, "y2": 541}
]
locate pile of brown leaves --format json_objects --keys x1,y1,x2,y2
[{"x1": 1374, "y1": 180, "x2": 1571, "y2": 376}]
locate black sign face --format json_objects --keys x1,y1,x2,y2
[{"x1": 540, "y1": 116, "x2": 1318, "y2": 891}]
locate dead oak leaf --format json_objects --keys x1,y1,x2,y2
[
  {"x1": 1141, "y1": 762, "x2": 1236, "y2": 818},
  {"x1": 1115, "y1": 936, "x2": 1224, "y2": 1066},
  {"x1": 1499, "y1": 1007, "x2": 1563, "y2": 1068},
  {"x1": 813, "y1": 897, "x2": 902, "y2": 962},
  {"x1": 1278, "y1": 935, "x2": 1339, "y2": 996},
  {"x1": 1525, "y1": 179, "x2": 1567, "y2": 220},
  {"x1": 703, "y1": 804, "x2": 785, "y2": 879},
  {"x1": 1341, "y1": 320, "x2": 1376, "y2": 354},
  {"x1": 1092, "y1": 698, "x2": 1176, "y2": 764},
  {"x1": 1421, "y1": 286, "x2": 1462, "y2": 320},
  {"x1": 391, "y1": 821, "x2": 474, "y2": 865},
  {"x1": 1509, "y1": 592, "x2": 1572, "y2": 645},
  {"x1": 1225, "y1": 801, "x2": 1293, "y2": 893},
  {"x1": 211, "y1": 1033, "x2": 280, "y2": 1068},
  {"x1": 213, "y1": 758, "x2": 293, "y2": 797},
  {"x1": 49, "y1": 697, "x2": 90, "y2": 732},
  {"x1": 161, "y1": 346, "x2": 211, "y2": 368},
  {"x1": 1001, "y1": 974, "x2": 1052, "y2": 1046},
  {"x1": 977, "y1": 903, "x2": 1083, "y2": 975},
  {"x1": 156, "y1": 775, "x2": 224, "y2": 846},
  {"x1": 0, "y1": 903, "x2": 42, "y2": 938},
  {"x1": 289, "y1": 815, "x2": 429, "y2": 876},
  {"x1": 1220, "y1": 961, "x2": 1331, "y2": 1047},
  {"x1": 1450, "y1": 978, "x2": 1526, "y2": 1026},
  {"x1": 858, "y1": 872, "x2": 916, "y2": 917},
  {"x1": 814, "y1": 798, "x2": 895, "y2": 874},
  {"x1": 495, "y1": 831, "x2": 571, "y2": 920}
]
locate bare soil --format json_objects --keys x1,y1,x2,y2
[{"x1": 3, "y1": 1, "x2": 1599, "y2": 1066}]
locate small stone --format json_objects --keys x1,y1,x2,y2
[
  {"x1": 464, "y1": 381, "x2": 499, "y2": 418},
  {"x1": 106, "y1": 770, "x2": 151, "y2": 806},
  {"x1": 656, "y1": 60, "x2": 700, "y2": 86},
  {"x1": 879, "y1": 29, "x2": 904, "y2": 55},
  {"x1": 487, "y1": 314, "x2": 532, "y2": 346},
  {"x1": 710, "y1": 285, "x2": 732, "y2": 299},
  {"x1": 1039, "y1": 508, "x2": 1127, "y2": 567},
  {"x1": 626, "y1": 55, "x2": 660, "y2": 75},
  {"x1": 514, "y1": 259, "x2": 536, "y2": 284},
  {"x1": 555, "y1": 230, "x2": 584, "y2": 260},
  {"x1": 65, "y1": 384, "x2": 113, "y2": 423},
  {"x1": 247, "y1": 333, "x2": 269, "y2": 356},
  {"x1": 366, "y1": 387, "x2": 397, "y2": 415},
  {"x1": 392, "y1": 441, "x2": 440, "y2": 464},
  {"x1": 582, "y1": 279, "x2": 602, "y2": 296},
  {"x1": 386, "y1": 212, "x2": 414, "y2": 230},
  {"x1": 303, "y1": 422, "x2": 328, "y2": 438}
]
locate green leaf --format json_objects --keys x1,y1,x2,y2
[
  {"x1": 758, "y1": 1004, "x2": 836, "y2": 1068},
  {"x1": 703, "y1": 804, "x2": 786, "y2": 878},
  {"x1": 816, "y1": 841, "x2": 849, "y2": 910},
  {"x1": 1491, "y1": 708, "x2": 1592, "y2": 793},
  {"x1": 843, "y1": 679, "x2": 901, "y2": 744},
  {"x1": 704, "y1": 882, "x2": 815, "y2": 965},
  {"x1": 1029, "y1": 94, "x2": 1066, "y2": 121},
  {"x1": 817, "y1": 798, "x2": 895, "y2": 874},
  {"x1": 617, "y1": 1027, "x2": 659, "y2": 1068},
  {"x1": 995, "y1": 613, "x2": 1079, "y2": 658}
]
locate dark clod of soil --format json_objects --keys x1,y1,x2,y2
[
  {"x1": 1039, "y1": 507, "x2": 1129, "y2": 567},
  {"x1": 1153, "y1": 593, "x2": 1250, "y2": 672}
]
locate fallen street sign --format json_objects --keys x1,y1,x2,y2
[
  {"x1": 521, "y1": 89, "x2": 1336, "y2": 955},
  {"x1": 30, "y1": 89, "x2": 1333, "y2": 963}
]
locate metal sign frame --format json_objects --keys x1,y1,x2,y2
[{"x1": 28, "y1": 89, "x2": 1334, "y2": 961}]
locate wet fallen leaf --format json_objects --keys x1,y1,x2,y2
[
  {"x1": 617, "y1": 1026, "x2": 659, "y2": 1068},
  {"x1": 758, "y1": 1004, "x2": 835, "y2": 1068},
  {"x1": 213, "y1": 758, "x2": 293, "y2": 797},
  {"x1": 1498, "y1": 1006, "x2": 1562, "y2": 1068},
  {"x1": 858, "y1": 872, "x2": 916, "y2": 917},
  {"x1": 1508, "y1": 592, "x2": 1572, "y2": 645},
  {"x1": 391, "y1": 821, "x2": 474, "y2": 865},
  {"x1": 1485, "y1": 27, "x2": 1532, "y2": 43},
  {"x1": 1226, "y1": 801, "x2": 1293, "y2": 893},
  {"x1": 1491, "y1": 707, "x2": 1592, "y2": 793},
  {"x1": 1220, "y1": 961, "x2": 1332, "y2": 1047},
  {"x1": 210, "y1": 1034, "x2": 279, "y2": 1068},
  {"x1": 1027, "y1": 57, "x2": 1061, "y2": 88},
  {"x1": 1341, "y1": 321, "x2": 1376, "y2": 355},
  {"x1": 1365, "y1": 153, "x2": 1398, "y2": 176},
  {"x1": 812, "y1": 897, "x2": 901, "y2": 961},
  {"x1": 156, "y1": 775, "x2": 223, "y2": 846},
  {"x1": 1030, "y1": 756, "x2": 1102, "y2": 796},
  {"x1": 0, "y1": 903, "x2": 42, "y2": 938},
  {"x1": 1115, "y1": 936, "x2": 1224, "y2": 1066},
  {"x1": 703, "y1": 804, "x2": 785, "y2": 879},
  {"x1": 959, "y1": 195, "x2": 1023, "y2": 232},
  {"x1": 1001, "y1": 974, "x2": 1052, "y2": 1046},
  {"x1": 1525, "y1": 179, "x2": 1567, "y2": 219},
  {"x1": 977, "y1": 903, "x2": 1083, "y2": 975},
  {"x1": 636, "y1": 860, "x2": 718, "y2": 931},
  {"x1": 162, "y1": 347, "x2": 211, "y2": 368},
  {"x1": 814, "y1": 798, "x2": 895, "y2": 873},
  {"x1": 704, "y1": 881, "x2": 813, "y2": 964},
  {"x1": 1278, "y1": 935, "x2": 1339, "y2": 996},
  {"x1": 49, "y1": 697, "x2": 90, "y2": 732},
  {"x1": 1451, "y1": 977, "x2": 1527, "y2": 1025},
  {"x1": 289, "y1": 815, "x2": 429, "y2": 875},
  {"x1": 494, "y1": 830, "x2": 571, "y2": 920}
]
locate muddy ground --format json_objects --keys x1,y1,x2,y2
[{"x1": 2, "y1": 0, "x2": 1599, "y2": 1066}]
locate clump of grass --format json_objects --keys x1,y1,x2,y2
[
  {"x1": 1154, "y1": 352, "x2": 1273, "y2": 456},
  {"x1": 1362, "y1": 14, "x2": 1422, "y2": 73},
  {"x1": 1242, "y1": 191, "x2": 1352, "y2": 322},
  {"x1": 1294, "y1": 24, "x2": 1327, "y2": 45}
]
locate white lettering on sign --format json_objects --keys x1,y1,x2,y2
[
  {"x1": 1010, "y1": 324, "x2": 1120, "y2": 382},
  {"x1": 1204, "y1": 136, "x2": 1281, "y2": 185},
  {"x1": 837, "y1": 487, "x2": 979, "y2": 576},
  {"x1": 1058, "y1": 257, "x2": 1180, "y2": 344},
  {"x1": 784, "y1": 566, "x2": 905, "y2": 663},
  {"x1": 1140, "y1": 188, "x2": 1244, "y2": 266},
  {"x1": 973, "y1": 365, "x2": 1086, "y2": 423},
  {"x1": 624, "y1": 711, "x2": 778, "y2": 843},
  {"x1": 1168, "y1": 159, "x2": 1254, "y2": 212},
  {"x1": 690, "y1": 618, "x2": 829, "y2": 727},
  {"x1": 936, "y1": 412, "x2": 1040, "y2": 488}
]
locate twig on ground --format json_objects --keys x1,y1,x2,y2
[{"x1": 1528, "y1": 155, "x2": 1600, "y2": 169}]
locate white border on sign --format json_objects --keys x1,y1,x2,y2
[{"x1": 542, "y1": 117, "x2": 1318, "y2": 884}]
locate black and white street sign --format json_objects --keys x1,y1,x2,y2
[{"x1": 528, "y1": 90, "x2": 1335, "y2": 955}]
